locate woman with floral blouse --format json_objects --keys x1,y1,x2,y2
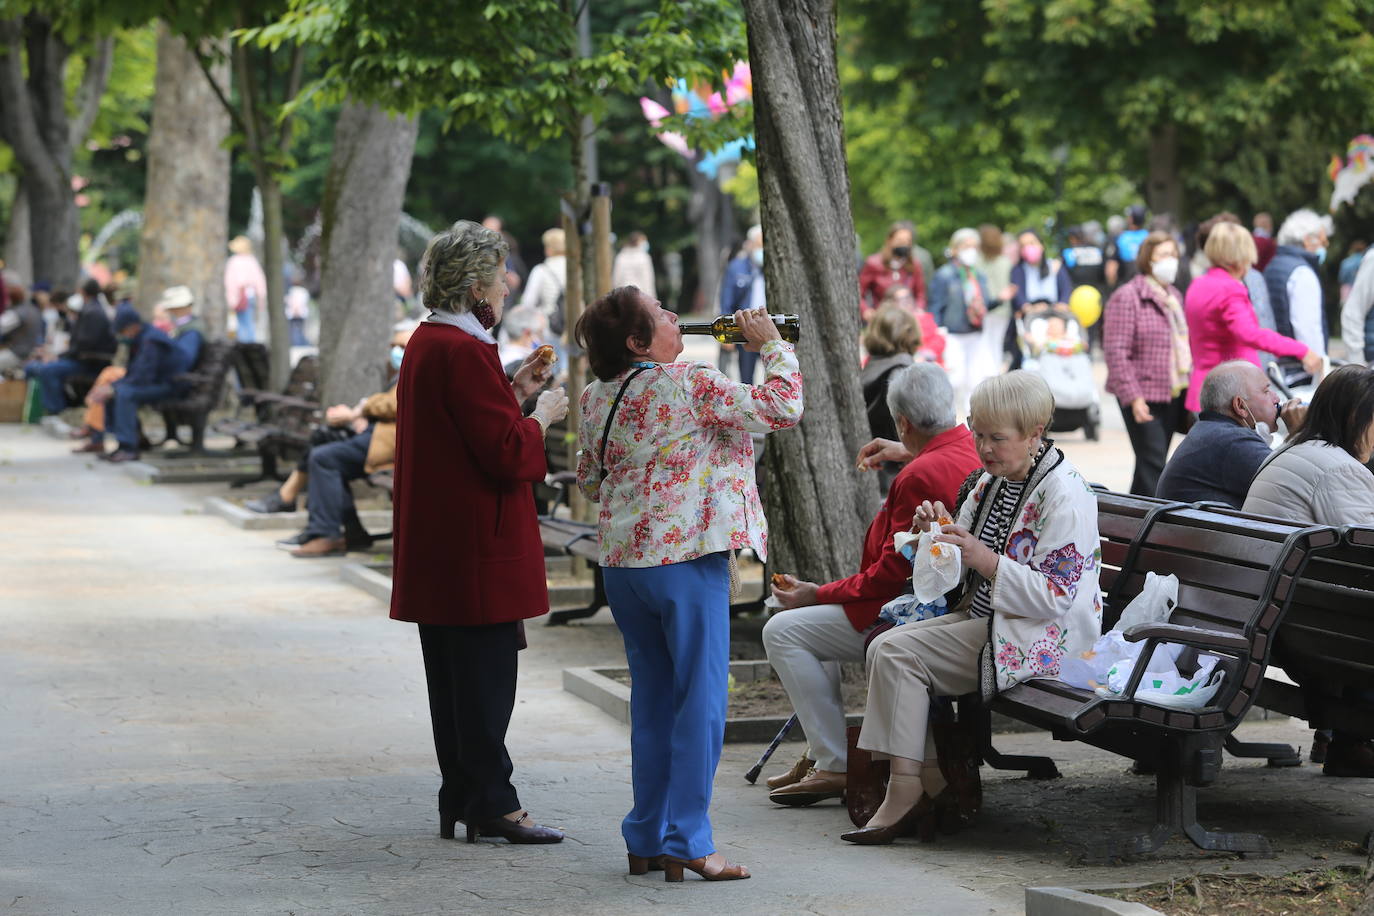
[
  {"x1": 842, "y1": 370, "x2": 1100, "y2": 845},
  {"x1": 574, "y1": 288, "x2": 803, "y2": 882}
]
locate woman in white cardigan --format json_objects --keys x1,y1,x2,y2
[
  {"x1": 844, "y1": 371, "x2": 1102, "y2": 845},
  {"x1": 1244, "y1": 364, "x2": 1374, "y2": 526}
]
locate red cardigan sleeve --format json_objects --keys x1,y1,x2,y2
[
  {"x1": 815, "y1": 468, "x2": 924, "y2": 607},
  {"x1": 447, "y1": 340, "x2": 548, "y2": 483}
]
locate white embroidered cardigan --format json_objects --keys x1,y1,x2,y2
[{"x1": 955, "y1": 448, "x2": 1103, "y2": 694}]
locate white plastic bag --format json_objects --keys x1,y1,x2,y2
[
  {"x1": 1113, "y1": 571, "x2": 1178, "y2": 632},
  {"x1": 898, "y1": 522, "x2": 962, "y2": 603},
  {"x1": 1059, "y1": 630, "x2": 1181, "y2": 691},
  {"x1": 1100, "y1": 653, "x2": 1226, "y2": 709}
]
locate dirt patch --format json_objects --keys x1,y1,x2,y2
[
  {"x1": 1102, "y1": 865, "x2": 1369, "y2": 914},
  {"x1": 606, "y1": 666, "x2": 865, "y2": 719}
]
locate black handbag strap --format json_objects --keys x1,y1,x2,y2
[{"x1": 598, "y1": 366, "x2": 651, "y2": 481}]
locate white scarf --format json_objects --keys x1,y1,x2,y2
[{"x1": 426, "y1": 308, "x2": 495, "y2": 344}]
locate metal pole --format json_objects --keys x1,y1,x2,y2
[
  {"x1": 561, "y1": 193, "x2": 589, "y2": 525},
  {"x1": 591, "y1": 183, "x2": 612, "y2": 297}
]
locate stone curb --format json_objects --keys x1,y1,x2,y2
[
  {"x1": 1025, "y1": 887, "x2": 1164, "y2": 916},
  {"x1": 122, "y1": 456, "x2": 260, "y2": 484},
  {"x1": 204, "y1": 496, "x2": 391, "y2": 532}
]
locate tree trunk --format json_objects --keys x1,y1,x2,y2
[
  {"x1": 1147, "y1": 123, "x2": 1183, "y2": 223},
  {"x1": 687, "y1": 165, "x2": 724, "y2": 313},
  {"x1": 135, "y1": 26, "x2": 230, "y2": 332},
  {"x1": 317, "y1": 100, "x2": 419, "y2": 406},
  {"x1": 258, "y1": 176, "x2": 291, "y2": 391},
  {"x1": 26, "y1": 171, "x2": 79, "y2": 290},
  {"x1": 743, "y1": 0, "x2": 879, "y2": 582},
  {"x1": 4, "y1": 181, "x2": 31, "y2": 285}
]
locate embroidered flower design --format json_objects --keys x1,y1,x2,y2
[
  {"x1": 996, "y1": 641, "x2": 1024, "y2": 671},
  {"x1": 1039, "y1": 544, "x2": 1085, "y2": 598},
  {"x1": 1007, "y1": 528, "x2": 1038, "y2": 564},
  {"x1": 1044, "y1": 623, "x2": 1061, "y2": 641},
  {"x1": 1028, "y1": 638, "x2": 1063, "y2": 676},
  {"x1": 1022, "y1": 502, "x2": 1041, "y2": 526}
]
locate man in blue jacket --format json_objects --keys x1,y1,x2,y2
[{"x1": 95, "y1": 304, "x2": 183, "y2": 462}]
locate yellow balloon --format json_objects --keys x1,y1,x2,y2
[{"x1": 1069, "y1": 285, "x2": 1103, "y2": 328}]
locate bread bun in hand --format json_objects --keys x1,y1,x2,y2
[{"x1": 535, "y1": 345, "x2": 557, "y2": 366}]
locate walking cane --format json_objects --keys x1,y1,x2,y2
[{"x1": 745, "y1": 714, "x2": 798, "y2": 783}]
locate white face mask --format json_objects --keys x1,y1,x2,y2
[
  {"x1": 957, "y1": 247, "x2": 979, "y2": 267},
  {"x1": 1151, "y1": 257, "x2": 1179, "y2": 285}
]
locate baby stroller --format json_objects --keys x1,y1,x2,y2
[{"x1": 1016, "y1": 303, "x2": 1100, "y2": 440}]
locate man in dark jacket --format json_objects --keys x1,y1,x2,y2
[
  {"x1": 25, "y1": 279, "x2": 116, "y2": 414},
  {"x1": 97, "y1": 304, "x2": 181, "y2": 462},
  {"x1": 1155, "y1": 361, "x2": 1302, "y2": 508},
  {"x1": 718, "y1": 225, "x2": 765, "y2": 383}
]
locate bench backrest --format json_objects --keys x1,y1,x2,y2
[
  {"x1": 1093, "y1": 489, "x2": 1175, "y2": 622},
  {"x1": 169, "y1": 340, "x2": 234, "y2": 412},
  {"x1": 283, "y1": 355, "x2": 319, "y2": 401},
  {"x1": 230, "y1": 343, "x2": 271, "y2": 392},
  {"x1": 1275, "y1": 525, "x2": 1374, "y2": 691}
]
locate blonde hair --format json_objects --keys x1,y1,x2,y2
[
  {"x1": 1204, "y1": 222, "x2": 1258, "y2": 273},
  {"x1": 862, "y1": 305, "x2": 922, "y2": 357},
  {"x1": 542, "y1": 227, "x2": 566, "y2": 256},
  {"x1": 969, "y1": 370, "x2": 1055, "y2": 437}
]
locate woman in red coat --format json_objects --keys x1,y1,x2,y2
[{"x1": 391, "y1": 220, "x2": 569, "y2": 844}]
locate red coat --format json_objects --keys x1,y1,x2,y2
[
  {"x1": 859, "y1": 253, "x2": 926, "y2": 320},
  {"x1": 389, "y1": 322, "x2": 550, "y2": 626},
  {"x1": 815, "y1": 425, "x2": 982, "y2": 631}
]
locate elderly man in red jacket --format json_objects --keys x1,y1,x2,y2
[{"x1": 763, "y1": 362, "x2": 981, "y2": 806}]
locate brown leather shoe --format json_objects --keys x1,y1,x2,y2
[
  {"x1": 71, "y1": 440, "x2": 105, "y2": 454},
  {"x1": 766, "y1": 755, "x2": 815, "y2": 790},
  {"x1": 290, "y1": 536, "x2": 347, "y2": 558},
  {"x1": 768, "y1": 768, "x2": 846, "y2": 806}
]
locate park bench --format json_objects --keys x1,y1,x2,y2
[
  {"x1": 983, "y1": 498, "x2": 1336, "y2": 859},
  {"x1": 154, "y1": 339, "x2": 235, "y2": 454},
  {"x1": 218, "y1": 355, "x2": 322, "y2": 484},
  {"x1": 1253, "y1": 525, "x2": 1374, "y2": 743}
]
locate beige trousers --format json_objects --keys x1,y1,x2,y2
[{"x1": 857, "y1": 611, "x2": 988, "y2": 762}]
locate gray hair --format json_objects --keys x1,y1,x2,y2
[
  {"x1": 418, "y1": 220, "x2": 509, "y2": 315},
  {"x1": 746, "y1": 224, "x2": 763, "y2": 243},
  {"x1": 1199, "y1": 360, "x2": 1259, "y2": 414},
  {"x1": 886, "y1": 362, "x2": 957, "y2": 435},
  {"x1": 500, "y1": 304, "x2": 544, "y2": 340},
  {"x1": 948, "y1": 227, "x2": 979, "y2": 251},
  {"x1": 1277, "y1": 208, "x2": 1327, "y2": 247},
  {"x1": 1106, "y1": 215, "x2": 1126, "y2": 236}
]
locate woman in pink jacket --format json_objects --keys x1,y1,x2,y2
[{"x1": 1184, "y1": 222, "x2": 1322, "y2": 413}]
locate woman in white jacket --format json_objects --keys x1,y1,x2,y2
[
  {"x1": 844, "y1": 371, "x2": 1102, "y2": 845},
  {"x1": 1244, "y1": 365, "x2": 1374, "y2": 526}
]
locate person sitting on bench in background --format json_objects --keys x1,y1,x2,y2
[
  {"x1": 762, "y1": 363, "x2": 980, "y2": 807},
  {"x1": 842, "y1": 371, "x2": 1101, "y2": 845},
  {"x1": 272, "y1": 326, "x2": 414, "y2": 557},
  {"x1": 1155, "y1": 360, "x2": 1305, "y2": 509},
  {"x1": 25, "y1": 278, "x2": 115, "y2": 417},
  {"x1": 0, "y1": 281, "x2": 43, "y2": 375},
  {"x1": 74, "y1": 286, "x2": 204, "y2": 453},
  {"x1": 1244, "y1": 364, "x2": 1374, "y2": 776},
  {"x1": 247, "y1": 324, "x2": 414, "y2": 519},
  {"x1": 90, "y1": 304, "x2": 188, "y2": 463}
]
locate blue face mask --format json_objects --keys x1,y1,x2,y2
[
  {"x1": 1315, "y1": 246, "x2": 1328, "y2": 265},
  {"x1": 750, "y1": 248, "x2": 764, "y2": 267},
  {"x1": 390, "y1": 345, "x2": 404, "y2": 370}
]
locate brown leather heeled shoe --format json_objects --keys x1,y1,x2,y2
[
  {"x1": 627, "y1": 853, "x2": 665, "y2": 875},
  {"x1": 840, "y1": 793, "x2": 932, "y2": 846},
  {"x1": 662, "y1": 853, "x2": 750, "y2": 882},
  {"x1": 467, "y1": 811, "x2": 564, "y2": 844}
]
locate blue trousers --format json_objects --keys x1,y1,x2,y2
[
  {"x1": 603, "y1": 552, "x2": 730, "y2": 860},
  {"x1": 236, "y1": 308, "x2": 256, "y2": 343},
  {"x1": 108, "y1": 382, "x2": 174, "y2": 451},
  {"x1": 303, "y1": 429, "x2": 372, "y2": 539},
  {"x1": 25, "y1": 358, "x2": 82, "y2": 415}
]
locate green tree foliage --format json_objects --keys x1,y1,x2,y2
[{"x1": 842, "y1": 0, "x2": 1374, "y2": 233}]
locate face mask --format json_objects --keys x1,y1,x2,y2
[
  {"x1": 1151, "y1": 257, "x2": 1179, "y2": 285},
  {"x1": 891, "y1": 245, "x2": 912, "y2": 260},
  {"x1": 957, "y1": 247, "x2": 979, "y2": 267},
  {"x1": 1238, "y1": 397, "x2": 1273, "y2": 439},
  {"x1": 1021, "y1": 243, "x2": 1044, "y2": 265},
  {"x1": 390, "y1": 345, "x2": 405, "y2": 370},
  {"x1": 750, "y1": 248, "x2": 764, "y2": 267},
  {"x1": 1314, "y1": 246, "x2": 1327, "y2": 265},
  {"x1": 641, "y1": 241, "x2": 650, "y2": 253}
]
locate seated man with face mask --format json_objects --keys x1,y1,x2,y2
[{"x1": 1155, "y1": 359, "x2": 1305, "y2": 509}]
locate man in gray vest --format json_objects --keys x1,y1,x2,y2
[{"x1": 1264, "y1": 209, "x2": 1330, "y2": 357}]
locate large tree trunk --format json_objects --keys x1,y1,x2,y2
[
  {"x1": 743, "y1": 0, "x2": 879, "y2": 581},
  {"x1": 135, "y1": 26, "x2": 230, "y2": 332},
  {"x1": 258, "y1": 177, "x2": 291, "y2": 390},
  {"x1": 317, "y1": 100, "x2": 419, "y2": 406},
  {"x1": 0, "y1": 16, "x2": 109, "y2": 291},
  {"x1": 4, "y1": 181, "x2": 31, "y2": 285},
  {"x1": 1147, "y1": 123, "x2": 1183, "y2": 223}
]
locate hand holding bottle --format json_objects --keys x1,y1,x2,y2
[{"x1": 737, "y1": 307, "x2": 782, "y2": 352}]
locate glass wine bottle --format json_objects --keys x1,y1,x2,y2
[{"x1": 678, "y1": 313, "x2": 801, "y2": 344}]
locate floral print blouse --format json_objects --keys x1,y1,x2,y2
[{"x1": 575, "y1": 340, "x2": 803, "y2": 567}]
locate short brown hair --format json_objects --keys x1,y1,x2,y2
[
  {"x1": 1134, "y1": 230, "x2": 1178, "y2": 276},
  {"x1": 575, "y1": 286, "x2": 655, "y2": 381},
  {"x1": 862, "y1": 304, "x2": 922, "y2": 357}
]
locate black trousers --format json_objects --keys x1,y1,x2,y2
[
  {"x1": 1119, "y1": 392, "x2": 1188, "y2": 497},
  {"x1": 417, "y1": 622, "x2": 522, "y2": 823}
]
